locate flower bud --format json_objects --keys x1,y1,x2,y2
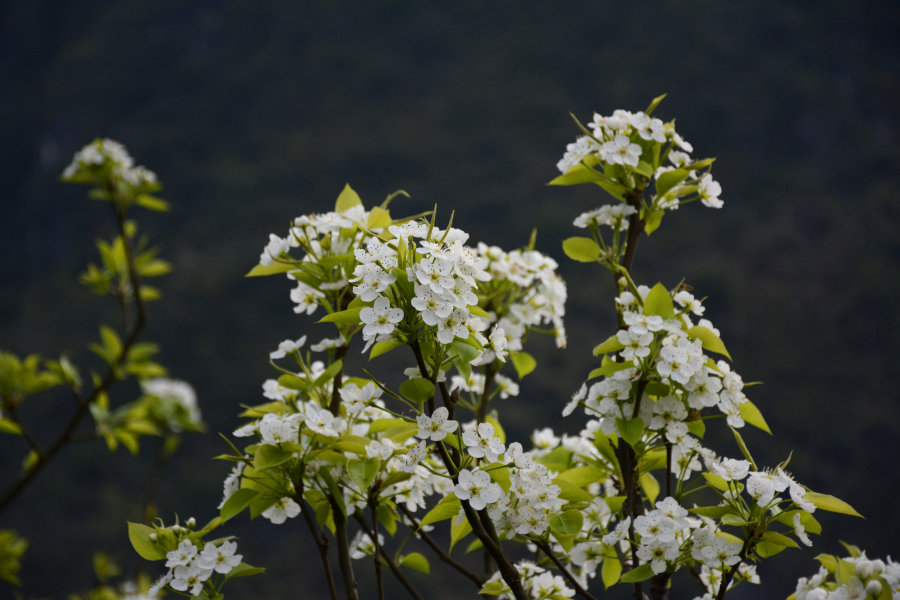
[
  {"x1": 186, "y1": 517, "x2": 196, "y2": 528},
  {"x1": 871, "y1": 559, "x2": 886, "y2": 575},
  {"x1": 172, "y1": 525, "x2": 182, "y2": 534},
  {"x1": 866, "y1": 579, "x2": 882, "y2": 596},
  {"x1": 856, "y1": 560, "x2": 873, "y2": 579},
  {"x1": 149, "y1": 533, "x2": 158, "y2": 542},
  {"x1": 807, "y1": 589, "x2": 827, "y2": 600}
]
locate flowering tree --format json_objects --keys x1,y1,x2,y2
[
  {"x1": 109, "y1": 97, "x2": 881, "y2": 600},
  {"x1": 0, "y1": 140, "x2": 204, "y2": 590}
]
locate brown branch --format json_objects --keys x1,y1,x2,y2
[
  {"x1": 536, "y1": 541, "x2": 598, "y2": 600},
  {"x1": 298, "y1": 477, "x2": 339, "y2": 600},
  {"x1": 354, "y1": 513, "x2": 425, "y2": 600},
  {"x1": 0, "y1": 202, "x2": 147, "y2": 516},
  {"x1": 371, "y1": 501, "x2": 385, "y2": 600}
]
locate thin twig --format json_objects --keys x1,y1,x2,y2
[
  {"x1": 536, "y1": 541, "x2": 598, "y2": 600},
  {"x1": 298, "y1": 476, "x2": 339, "y2": 600},
  {"x1": 371, "y1": 501, "x2": 385, "y2": 600},
  {"x1": 399, "y1": 506, "x2": 485, "y2": 586},
  {"x1": 354, "y1": 514, "x2": 425, "y2": 600}
]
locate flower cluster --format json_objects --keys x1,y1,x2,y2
[
  {"x1": 62, "y1": 138, "x2": 158, "y2": 187},
  {"x1": 150, "y1": 536, "x2": 242, "y2": 597},
  {"x1": 793, "y1": 549, "x2": 900, "y2": 600},
  {"x1": 481, "y1": 560, "x2": 576, "y2": 600}
]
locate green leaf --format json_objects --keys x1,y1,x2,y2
[
  {"x1": 739, "y1": 400, "x2": 771, "y2": 434},
  {"x1": 686, "y1": 419, "x2": 706, "y2": 438},
  {"x1": 720, "y1": 514, "x2": 750, "y2": 527},
  {"x1": 318, "y1": 308, "x2": 363, "y2": 324},
  {"x1": 605, "y1": 496, "x2": 626, "y2": 514},
  {"x1": 593, "y1": 335, "x2": 625, "y2": 356},
  {"x1": 815, "y1": 554, "x2": 838, "y2": 573},
  {"x1": 621, "y1": 563, "x2": 655, "y2": 583},
  {"x1": 370, "y1": 341, "x2": 403, "y2": 360},
  {"x1": 245, "y1": 262, "x2": 298, "y2": 277},
  {"x1": 0, "y1": 418, "x2": 23, "y2": 435},
  {"x1": 314, "y1": 359, "x2": 344, "y2": 388},
  {"x1": 367, "y1": 206, "x2": 392, "y2": 229},
  {"x1": 616, "y1": 417, "x2": 644, "y2": 448},
  {"x1": 479, "y1": 580, "x2": 509, "y2": 596},
  {"x1": 805, "y1": 492, "x2": 864, "y2": 518},
  {"x1": 556, "y1": 466, "x2": 606, "y2": 488},
  {"x1": 318, "y1": 467, "x2": 347, "y2": 519},
  {"x1": 634, "y1": 160, "x2": 654, "y2": 178},
  {"x1": 465, "y1": 539, "x2": 484, "y2": 554},
  {"x1": 645, "y1": 93, "x2": 667, "y2": 115},
  {"x1": 254, "y1": 445, "x2": 292, "y2": 470},
  {"x1": 730, "y1": 426, "x2": 758, "y2": 471},
  {"x1": 399, "y1": 378, "x2": 435, "y2": 405},
  {"x1": 398, "y1": 552, "x2": 430, "y2": 574},
  {"x1": 449, "y1": 514, "x2": 472, "y2": 552},
  {"x1": 640, "y1": 472, "x2": 660, "y2": 506},
  {"x1": 562, "y1": 237, "x2": 601, "y2": 263},
  {"x1": 756, "y1": 539, "x2": 786, "y2": 558},
  {"x1": 450, "y1": 340, "x2": 481, "y2": 364},
  {"x1": 220, "y1": 489, "x2": 260, "y2": 523},
  {"x1": 548, "y1": 163, "x2": 607, "y2": 186},
  {"x1": 702, "y1": 473, "x2": 729, "y2": 491},
  {"x1": 348, "y1": 457, "x2": 380, "y2": 493},
  {"x1": 644, "y1": 208, "x2": 664, "y2": 236},
  {"x1": 643, "y1": 283, "x2": 676, "y2": 320},
  {"x1": 335, "y1": 183, "x2": 363, "y2": 213},
  {"x1": 549, "y1": 509, "x2": 583, "y2": 536},
  {"x1": 224, "y1": 562, "x2": 266, "y2": 582},
  {"x1": 689, "y1": 506, "x2": 734, "y2": 520},
  {"x1": 760, "y1": 531, "x2": 800, "y2": 549},
  {"x1": 134, "y1": 194, "x2": 170, "y2": 212},
  {"x1": 601, "y1": 553, "x2": 622, "y2": 589},
  {"x1": 837, "y1": 559, "x2": 857, "y2": 585},
  {"x1": 655, "y1": 168, "x2": 689, "y2": 197},
  {"x1": 510, "y1": 351, "x2": 537, "y2": 379},
  {"x1": 127, "y1": 523, "x2": 167, "y2": 561},
  {"x1": 538, "y1": 446, "x2": 571, "y2": 472},
  {"x1": 419, "y1": 493, "x2": 461, "y2": 528},
  {"x1": 468, "y1": 305, "x2": 492, "y2": 319},
  {"x1": 552, "y1": 478, "x2": 592, "y2": 503},
  {"x1": 687, "y1": 326, "x2": 732, "y2": 360},
  {"x1": 587, "y1": 361, "x2": 633, "y2": 380}
]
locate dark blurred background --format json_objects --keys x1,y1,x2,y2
[{"x1": 1, "y1": 1, "x2": 899, "y2": 598}]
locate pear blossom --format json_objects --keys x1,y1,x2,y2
[
  {"x1": 398, "y1": 441, "x2": 427, "y2": 473},
  {"x1": 262, "y1": 497, "x2": 301, "y2": 524},
  {"x1": 603, "y1": 135, "x2": 642, "y2": 167},
  {"x1": 416, "y1": 407, "x2": 458, "y2": 441},
  {"x1": 437, "y1": 308, "x2": 470, "y2": 344},
  {"x1": 462, "y1": 422, "x2": 506, "y2": 462},
  {"x1": 269, "y1": 336, "x2": 307, "y2": 359},
  {"x1": 490, "y1": 328, "x2": 508, "y2": 362},
  {"x1": 198, "y1": 541, "x2": 242, "y2": 574},
  {"x1": 360, "y1": 297, "x2": 404, "y2": 336},
  {"x1": 454, "y1": 469, "x2": 502, "y2": 510},
  {"x1": 793, "y1": 513, "x2": 813, "y2": 547},
  {"x1": 638, "y1": 539, "x2": 680, "y2": 574}
]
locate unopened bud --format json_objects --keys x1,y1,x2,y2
[
  {"x1": 172, "y1": 525, "x2": 182, "y2": 534},
  {"x1": 186, "y1": 517, "x2": 196, "y2": 528},
  {"x1": 871, "y1": 559, "x2": 886, "y2": 575},
  {"x1": 856, "y1": 560, "x2": 873, "y2": 579},
  {"x1": 806, "y1": 589, "x2": 827, "y2": 600},
  {"x1": 866, "y1": 580, "x2": 882, "y2": 596},
  {"x1": 149, "y1": 533, "x2": 158, "y2": 542}
]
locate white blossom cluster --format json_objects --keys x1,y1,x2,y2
[
  {"x1": 481, "y1": 559, "x2": 576, "y2": 600},
  {"x1": 149, "y1": 538, "x2": 242, "y2": 597},
  {"x1": 475, "y1": 242, "x2": 568, "y2": 350},
  {"x1": 140, "y1": 377, "x2": 203, "y2": 431},
  {"x1": 62, "y1": 138, "x2": 158, "y2": 187},
  {"x1": 793, "y1": 552, "x2": 900, "y2": 600}
]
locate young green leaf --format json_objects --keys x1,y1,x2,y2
[
  {"x1": 805, "y1": 493, "x2": 864, "y2": 518},
  {"x1": 335, "y1": 183, "x2": 363, "y2": 213},
  {"x1": 317, "y1": 308, "x2": 363, "y2": 324},
  {"x1": 642, "y1": 283, "x2": 676, "y2": 320},
  {"x1": 399, "y1": 378, "x2": 435, "y2": 405},
  {"x1": 220, "y1": 489, "x2": 260, "y2": 523},
  {"x1": 398, "y1": 552, "x2": 431, "y2": 574},
  {"x1": 655, "y1": 168, "x2": 689, "y2": 197},
  {"x1": 370, "y1": 341, "x2": 403, "y2": 360},
  {"x1": 760, "y1": 531, "x2": 800, "y2": 549},
  {"x1": 562, "y1": 237, "x2": 601, "y2": 263},
  {"x1": 419, "y1": 493, "x2": 461, "y2": 528},
  {"x1": 621, "y1": 563, "x2": 655, "y2": 583},
  {"x1": 601, "y1": 553, "x2": 622, "y2": 589},
  {"x1": 367, "y1": 207, "x2": 392, "y2": 229},
  {"x1": 245, "y1": 262, "x2": 298, "y2": 277},
  {"x1": 127, "y1": 523, "x2": 167, "y2": 561},
  {"x1": 687, "y1": 326, "x2": 732, "y2": 360},
  {"x1": 510, "y1": 351, "x2": 537, "y2": 379},
  {"x1": 593, "y1": 335, "x2": 625, "y2": 356},
  {"x1": 730, "y1": 426, "x2": 758, "y2": 471},
  {"x1": 739, "y1": 400, "x2": 771, "y2": 434},
  {"x1": 616, "y1": 417, "x2": 644, "y2": 448}
]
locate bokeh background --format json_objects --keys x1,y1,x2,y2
[{"x1": 1, "y1": 1, "x2": 899, "y2": 598}]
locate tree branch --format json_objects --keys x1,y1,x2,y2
[
  {"x1": 354, "y1": 514, "x2": 425, "y2": 600},
  {"x1": 399, "y1": 506, "x2": 485, "y2": 586},
  {"x1": 536, "y1": 541, "x2": 598, "y2": 600}
]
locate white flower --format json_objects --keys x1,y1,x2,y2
[
  {"x1": 269, "y1": 336, "x2": 307, "y2": 359},
  {"x1": 638, "y1": 539, "x2": 680, "y2": 574},
  {"x1": 701, "y1": 537, "x2": 742, "y2": 569},
  {"x1": 711, "y1": 458, "x2": 750, "y2": 481},
  {"x1": 635, "y1": 513, "x2": 676, "y2": 543},
  {"x1": 416, "y1": 407, "x2": 458, "y2": 441},
  {"x1": 793, "y1": 513, "x2": 813, "y2": 547},
  {"x1": 698, "y1": 175, "x2": 723, "y2": 208},
  {"x1": 563, "y1": 383, "x2": 587, "y2": 417},
  {"x1": 685, "y1": 371, "x2": 723, "y2": 409},
  {"x1": 349, "y1": 530, "x2": 384, "y2": 559},
  {"x1": 165, "y1": 540, "x2": 198, "y2": 568},
  {"x1": 198, "y1": 541, "x2": 243, "y2": 574},
  {"x1": 454, "y1": 469, "x2": 502, "y2": 510},
  {"x1": 437, "y1": 308, "x2": 470, "y2": 344},
  {"x1": 506, "y1": 442, "x2": 535, "y2": 471},
  {"x1": 462, "y1": 422, "x2": 505, "y2": 463},
  {"x1": 171, "y1": 563, "x2": 211, "y2": 596},
  {"x1": 411, "y1": 287, "x2": 453, "y2": 325},
  {"x1": 259, "y1": 233, "x2": 290, "y2": 266},
  {"x1": 290, "y1": 281, "x2": 325, "y2": 315},
  {"x1": 305, "y1": 404, "x2": 341, "y2": 437},
  {"x1": 533, "y1": 427, "x2": 560, "y2": 451},
  {"x1": 603, "y1": 135, "x2": 642, "y2": 167},
  {"x1": 650, "y1": 396, "x2": 688, "y2": 430},
  {"x1": 632, "y1": 112, "x2": 667, "y2": 143},
  {"x1": 746, "y1": 473, "x2": 777, "y2": 506},
  {"x1": 262, "y1": 497, "x2": 301, "y2": 524},
  {"x1": 618, "y1": 328, "x2": 654, "y2": 363},
  {"x1": 366, "y1": 440, "x2": 394, "y2": 460},
  {"x1": 217, "y1": 460, "x2": 246, "y2": 509},
  {"x1": 490, "y1": 328, "x2": 508, "y2": 363},
  {"x1": 398, "y1": 441, "x2": 427, "y2": 472},
  {"x1": 530, "y1": 571, "x2": 575, "y2": 598},
  {"x1": 602, "y1": 516, "x2": 631, "y2": 545},
  {"x1": 360, "y1": 297, "x2": 404, "y2": 337},
  {"x1": 674, "y1": 291, "x2": 705, "y2": 316},
  {"x1": 414, "y1": 259, "x2": 455, "y2": 293}
]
